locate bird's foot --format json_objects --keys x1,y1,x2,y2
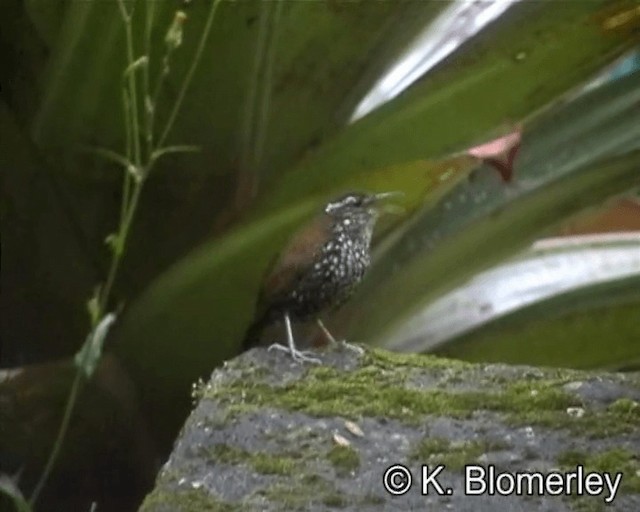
[
  {"x1": 268, "y1": 343, "x2": 322, "y2": 364},
  {"x1": 336, "y1": 339, "x2": 365, "y2": 356}
]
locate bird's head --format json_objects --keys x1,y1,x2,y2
[
  {"x1": 324, "y1": 191, "x2": 403, "y2": 234},
  {"x1": 325, "y1": 191, "x2": 401, "y2": 216}
]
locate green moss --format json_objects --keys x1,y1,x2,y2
[
  {"x1": 139, "y1": 488, "x2": 239, "y2": 512},
  {"x1": 260, "y1": 474, "x2": 342, "y2": 510},
  {"x1": 322, "y1": 493, "x2": 349, "y2": 508},
  {"x1": 202, "y1": 348, "x2": 638, "y2": 440},
  {"x1": 558, "y1": 448, "x2": 640, "y2": 493},
  {"x1": 208, "y1": 440, "x2": 362, "y2": 480},
  {"x1": 567, "y1": 400, "x2": 639, "y2": 439},
  {"x1": 208, "y1": 363, "x2": 576, "y2": 424},
  {"x1": 196, "y1": 445, "x2": 351, "y2": 508},
  {"x1": 411, "y1": 437, "x2": 498, "y2": 470},
  {"x1": 365, "y1": 347, "x2": 471, "y2": 371},
  {"x1": 209, "y1": 443, "x2": 249, "y2": 465},
  {"x1": 327, "y1": 445, "x2": 360, "y2": 475},
  {"x1": 569, "y1": 497, "x2": 606, "y2": 512},
  {"x1": 301, "y1": 474, "x2": 324, "y2": 485},
  {"x1": 607, "y1": 398, "x2": 640, "y2": 418},
  {"x1": 145, "y1": 350, "x2": 640, "y2": 510},
  {"x1": 209, "y1": 443, "x2": 297, "y2": 476},
  {"x1": 252, "y1": 453, "x2": 298, "y2": 475},
  {"x1": 361, "y1": 494, "x2": 385, "y2": 505}
]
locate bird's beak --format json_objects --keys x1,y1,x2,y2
[
  {"x1": 369, "y1": 191, "x2": 405, "y2": 215},
  {"x1": 372, "y1": 191, "x2": 404, "y2": 202}
]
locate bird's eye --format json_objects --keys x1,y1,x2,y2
[
  {"x1": 347, "y1": 195, "x2": 362, "y2": 207},
  {"x1": 325, "y1": 193, "x2": 366, "y2": 213}
]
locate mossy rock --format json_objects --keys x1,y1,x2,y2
[{"x1": 140, "y1": 347, "x2": 640, "y2": 511}]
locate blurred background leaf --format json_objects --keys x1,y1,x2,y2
[
  {"x1": 343, "y1": 69, "x2": 640, "y2": 348},
  {"x1": 389, "y1": 232, "x2": 640, "y2": 369}
]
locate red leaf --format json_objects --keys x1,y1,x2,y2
[{"x1": 467, "y1": 128, "x2": 522, "y2": 182}]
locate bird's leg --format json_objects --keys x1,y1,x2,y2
[
  {"x1": 316, "y1": 319, "x2": 364, "y2": 355},
  {"x1": 268, "y1": 312, "x2": 321, "y2": 364}
]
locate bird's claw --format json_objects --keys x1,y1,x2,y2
[
  {"x1": 337, "y1": 340, "x2": 365, "y2": 356},
  {"x1": 268, "y1": 343, "x2": 322, "y2": 364}
]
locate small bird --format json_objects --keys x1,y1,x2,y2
[{"x1": 243, "y1": 191, "x2": 399, "y2": 363}]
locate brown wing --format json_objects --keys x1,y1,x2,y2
[{"x1": 256, "y1": 214, "x2": 331, "y2": 312}]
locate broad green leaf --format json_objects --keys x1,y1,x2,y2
[
  {"x1": 339, "y1": 69, "x2": 640, "y2": 346},
  {"x1": 255, "y1": 0, "x2": 639, "y2": 213},
  {"x1": 30, "y1": 1, "x2": 448, "y2": 175},
  {"x1": 437, "y1": 273, "x2": 640, "y2": 370},
  {"x1": 389, "y1": 233, "x2": 640, "y2": 369}
]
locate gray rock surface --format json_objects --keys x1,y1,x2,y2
[{"x1": 140, "y1": 346, "x2": 640, "y2": 511}]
